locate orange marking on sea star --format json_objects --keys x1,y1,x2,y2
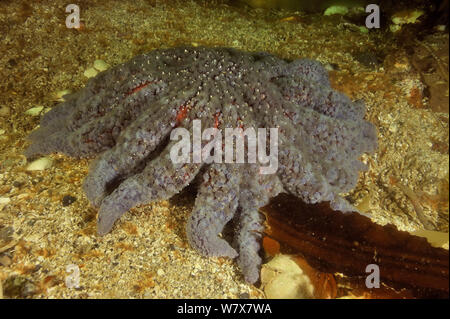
[
  {"x1": 126, "y1": 80, "x2": 154, "y2": 95},
  {"x1": 176, "y1": 105, "x2": 189, "y2": 126}
]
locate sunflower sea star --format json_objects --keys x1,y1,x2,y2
[{"x1": 25, "y1": 46, "x2": 377, "y2": 283}]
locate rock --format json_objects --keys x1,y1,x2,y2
[
  {"x1": 93, "y1": 60, "x2": 110, "y2": 72},
  {"x1": 411, "y1": 230, "x2": 449, "y2": 250},
  {"x1": 7, "y1": 58, "x2": 17, "y2": 67},
  {"x1": 2, "y1": 276, "x2": 36, "y2": 298},
  {"x1": 390, "y1": 24, "x2": 402, "y2": 33},
  {"x1": 0, "y1": 106, "x2": 10, "y2": 117},
  {"x1": 0, "y1": 226, "x2": 14, "y2": 242},
  {"x1": 0, "y1": 197, "x2": 10, "y2": 211},
  {"x1": 13, "y1": 181, "x2": 24, "y2": 188},
  {"x1": 391, "y1": 10, "x2": 424, "y2": 25},
  {"x1": 84, "y1": 67, "x2": 98, "y2": 78},
  {"x1": 53, "y1": 89, "x2": 73, "y2": 102},
  {"x1": 238, "y1": 292, "x2": 250, "y2": 299},
  {"x1": 62, "y1": 195, "x2": 77, "y2": 207},
  {"x1": 390, "y1": 9, "x2": 424, "y2": 33},
  {"x1": 0, "y1": 255, "x2": 12, "y2": 267},
  {"x1": 26, "y1": 157, "x2": 53, "y2": 171},
  {"x1": 354, "y1": 51, "x2": 382, "y2": 69},
  {"x1": 157, "y1": 268, "x2": 165, "y2": 276},
  {"x1": 25, "y1": 106, "x2": 44, "y2": 116},
  {"x1": 358, "y1": 26, "x2": 369, "y2": 34},
  {"x1": 324, "y1": 5, "x2": 348, "y2": 16},
  {"x1": 261, "y1": 254, "x2": 315, "y2": 299}
]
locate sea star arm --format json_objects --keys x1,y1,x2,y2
[
  {"x1": 186, "y1": 164, "x2": 241, "y2": 259},
  {"x1": 234, "y1": 168, "x2": 284, "y2": 283},
  {"x1": 82, "y1": 99, "x2": 190, "y2": 207},
  {"x1": 97, "y1": 142, "x2": 202, "y2": 235}
]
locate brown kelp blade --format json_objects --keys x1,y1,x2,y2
[{"x1": 261, "y1": 193, "x2": 449, "y2": 299}]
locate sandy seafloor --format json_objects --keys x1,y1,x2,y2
[{"x1": 0, "y1": 0, "x2": 448, "y2": 298}]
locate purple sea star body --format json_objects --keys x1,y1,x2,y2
[{"x1": 25, "y1": 46, "x2": 377, "y2": 283}]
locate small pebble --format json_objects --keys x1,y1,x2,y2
[
  {"x1": 354, "y1": 52, "x2": 381, "y2": 69},
  {"x1": 0, "y1": 255, "x2": 12, "y2": 267},
  {"x1": 0, "y1": 226, "x2": 14, "y2": 242},
  {"x1": 358, "y1": 26, "x2": 369, "y2": 34},
  {"x1": 84, "y1": 67, "x2": 98, "y2": 78},
  {"x1": 239, "y1": 292, "x2": 250, "y2": 299},
  {"x1": 62, "y1": 195, "x2": 77, "y2": 207},
  {"x1": 53, "y1": 89, "x2": 72, "y2": 102},
  {"x1": 324, "y1": 62, "x2": 339, "y2": 71},
  {"x1": 0, "y1": 106, "x2": 10, "y2": 117},
  {"x1": 7, "y1": 58, "x2": 17, "y2": 67},
  {"x1": 25, "y1": 106, "x2": 44, "y2": 116},
  {"x1": 324, "y1": 5, "x2": 348, "y2": 16},
  {"x1": 93, "y1": 59, "x2": 110, "y2": 72},
  {"x1": 157, "y1": 268, "x2": 165, "y2": 276},
  {"x1": 26, "y1": 157, "x2": 53, "y2": 171},
  {"x1": 0, "y1": 197, "x2": 10, "y2": 210}
]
